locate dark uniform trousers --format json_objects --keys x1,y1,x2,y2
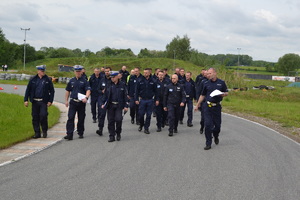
[
  {"x1": 90, "y1": 95, "x2": 99, "y2": 121},
  {"x1": 129, "y1": 97, "x2": 139, "y2": 123},
  {"x1": 138, "y1": 99, "x2": 153, "y2": 130},
  {"x1": 203, "y1": 103, "x2": 222, "y2": 146},
  {"x1": 199, "y1": 102, "x2": 205, "y2": 129},
  {"x1": 180, "y1": 98, "x2": 193, "y2": 124},
  {"x1": 97, "y1": 95, "x2": 107, "y2": 129},
  {"x1": 66, "y1": 100, "x2": 86, "y2": 136},
  {"x1": 155, "y1": 102, "x2": 167, "y2": 129},
  {"x1": 107, "y1": 104, "x2": 123, "y2": 138},
  {"x1": 32, "y1": 101, "x2": 48, "y2": 134},
  {"x1": 167, "y1": 103, "x2": 180, "y2": 132}
]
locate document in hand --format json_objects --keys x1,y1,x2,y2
[
  {"x1": 210, "y1": 89, "x2": 224, "y2": 97},
  {"x1": 78, "y1": 93, "x2": 91, "y2": 103}
]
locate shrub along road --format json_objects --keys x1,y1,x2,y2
[{"x1": 0, "y1": 84, "x2": 299, "y2": 199}]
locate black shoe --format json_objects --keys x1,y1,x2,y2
[
  {"x1": 161, "y1": 124, "x2": 165, "y2": 128},
  {"x1": 179, "y1": 120, "x2": 183, "y2": 124},
  {"x1": 156, "y1": 128, "x2": 161, "y2": 132},
  {"x1": 204, "y1": 146, "x2": 211, "y2": 150},
  {"x1": 108, "y1": 137, "x2": 115, "y2": 142},
  {"x1": 200, "y1": 129, "x2": 203, "y2": 134},
  {"x1": 64, "y1": 135, "x2": 73, "y2": 140},
  {"x1": 93, "y1": 119, "x2": 97, "y2": 123},
  {"x1": 174, "y1": 129, "x2": 178, "y2": 133},
  {"x1": 144, "y1": 129, "x2": 150, "y2": 134},
  {"x1": 131, "y1": 119, "x2": 134, "y2": 124},
  {"x1": 138, "y1": 126, "x2": 143, "y2": 132},
  {"x1": 187, "y1": 123, "x2": 193, "y2": 127},
  {"x1": 168, "y1": 131, "x2": 173, "y2": 136},
  {"x1": 116, "y1": 135, "x2": 121, "y2": 141},
  {"x1": 79, "y1": 135, "x2": 84, "y2": 139},
  {"x1": 165, "y1": 121, "x2": 169, "y2": 126},
  {"x1": 32, "y1": 134, "x2": 41, "y2": 139},
  {"x1": 42, "y1": 132, "x2": 47, "y2": 138},
  {"x1": 153, "y1": 113, "x2": 156, "y2": 117},
  {"x1": 214, "y1": 137, "x2": 219, "y2": 145},
  {"x1": 96, "y1": 129, "x2": 103, "y2": 136}
]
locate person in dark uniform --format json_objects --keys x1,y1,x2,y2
[
  {"x1": 119, "y1": 65, "x2": 130, "y2": 85},
  {"x1": 127, "y1": 67, "x2": 142, "y2": 125},
  {"x1": 163, "y1": 68, "x2": 170, "y2": 79},
  {"x1": 155, "y1": 70, "x2": 170, "y2": 132},
  {"x1": 196, "y1": 70, "x2": 208, "y2": 134},
  {"x1": 195, "y1": 68, "x2": 228, "y2": 150},
  {"x1": 195, "y1": 69, "x2": 206, "y2": 86},
  {"x1": 81, "y1": 67, "x2": 88, "y2": 80},
  {"x1": 135, "y1": 68, "x2": 158, "y2": 134},
  {"x1": 64, "y1": 65, "x2": 91, "y2": 140},
  {"x1": 179, "y1": 71, "x2": 196, "y2": 127},
  {"x1": 89, "y1": 68, "x2": 102, "y2": 123},
  {"x1": 24, "y1": 65, "x2": 55, "y2": 139},
  {"x1": 163, "y1": 74, "x2": 186, "y2": 136},
  {"x1": 101, "y1": 72, "x2": 129, "y2": 142},
  {"x1": 178, "y1": 68, "x2": 186, "y2": 85},
  {"x1": 96, "y1": 67, "x2": 112, "y2": 136}
]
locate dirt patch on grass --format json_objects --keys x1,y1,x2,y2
[{"x1": 223, "y1": 108, "x2": 300, "y2": 143}]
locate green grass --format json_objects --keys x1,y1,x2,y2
[
  {"x1": 223, "y1": 87, "x2": 300, "y2": 128},
  {"x1": 0, "y1": 93, "x2": 61, "y2": 149}
]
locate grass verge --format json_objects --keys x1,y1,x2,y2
[{"x1": 0, "y1": 93, "x2": 60, "y2": 149}]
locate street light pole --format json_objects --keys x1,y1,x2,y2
[
  {"x1": 21, "y1": 28, "x2": 30, "y2": 70},
  {"x1": 237, "y1": 48, "x2": 241, "y2": 66},
  {"x1": 173, "y1": 50, "x2": 176, "y2": 69}
]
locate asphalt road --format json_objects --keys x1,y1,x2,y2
[{"x1": 0, "y1": 84, "x2": 299, "y2": 200}]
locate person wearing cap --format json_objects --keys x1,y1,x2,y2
[
  {"x1": 135, "y1": 68, "x2": 158, "y2": 134},
  {"x1": 24, "y1": 65, "x2": 55, "y2": 139},
  {"x1": 101, "y1": 72, "x2": 129, "y2": 142},
  {"x1": 96, "y1": 66, "x2": 112, "y2": 136},
  {"x1": 64, "y1": 65, "x2": 91, "y2": 140},
  {"x1": 89, "y1": 68, "x2": 102, "y2": 123},
  {"x1": 195, "y1": 68, "x2": 228, "y2": 150}
]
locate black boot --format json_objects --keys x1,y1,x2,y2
[{"x1": 96, "y1": 128, "x2": 103, "y2": 136}]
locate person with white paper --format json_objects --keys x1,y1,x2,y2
[
  {"x1": 64, "y1": 65, "x2": 91, "y2": 140},
  {"x1": 195, "y1": 68, "x2": 228, "y2": 150}
]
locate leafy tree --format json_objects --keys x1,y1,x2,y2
[
  {"x1": 72, "y1": 48, "x2": 83, "y2": 57},
  {"x1": 277, "y1": 53, "x2": 300, "y2": 75},
  {"x1": 166, "y1": 35, "x2": 191, "y2": 61}
]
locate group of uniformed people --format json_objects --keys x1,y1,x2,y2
[{"x1": 24, "y1": 64, "x2": 228, "y2": 150}]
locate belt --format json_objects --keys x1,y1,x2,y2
[
  {"x1": 33, "y1": 98, "x2": 43, "y2": 101},
  {"x1": 140, "y1": 97, "x2": 153, "y2": 100},
  {"x1": 72, "y1": 98, "x2": 81, "y2": 102},
  {"x1": 207, "y1": 101, "x2": 221, "y2": 107},
  {"x1": 111, "y1": 102, "x2": 119, "y2": 104}
]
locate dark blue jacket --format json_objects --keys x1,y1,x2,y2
[
  {"x1": 24, "y1": 74, "x2": 55, "y2": 103},
  {"x1": 101, "y1": 80, "x2": 129, "y2": 109},
  {"x1": 89, "y1": 73, "x2": 102, "y2": 97},
  {"x1": 156, "y1": 78, "x2": 171, "y2": 103},
  {"x1": 183, "y1": 79, "x2": 196, "y2": 100},
  {"x1": 65, "y1": 76, "x2": 91, "y2": 99},
  {"x1": 127, "y1": 74, "x2": 142, "y2": 97},
  {"x1": 163, "y1": 82, "x2": 186, "y2": 107},
  {"x1": 202, "y1": 78, "x2": 228, "y2": 103},
  {"x1": 135, "y1": 76, "x2": 157, "y2": 101}
]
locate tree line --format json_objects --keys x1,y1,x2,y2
[{"x1": 1, "y1": 28, "x2": 299, "y2": 75}]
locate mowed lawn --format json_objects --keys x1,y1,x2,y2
[
  {"x1": 0, "y1": 93, "x2": 60, "y2": 149},
  {"x1": 223, "y1": 86, "x2": 300, "y2": 129}
]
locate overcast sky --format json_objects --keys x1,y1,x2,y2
[{"x1": 1, "y1": 0, "x2": 300, "y2": 62}]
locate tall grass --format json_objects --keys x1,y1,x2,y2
[{"x1": 0, "y1": 93, "x2": 60, "y2": 149}]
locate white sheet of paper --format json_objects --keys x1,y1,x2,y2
[
  {"x1": 77, "y1": 93, "x2": 91, "y2": 103},
  {"x1": 78, "y1": 93, "x2": 86, "y2": 100},
  {"x1": 210, "y1": 89, "x2": 224, "y2": 97}
]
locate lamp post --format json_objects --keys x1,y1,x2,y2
[
  {"x1": 173, "y1": 50, "x2": 176, "y2": 69},
  {"x1": 21, "y1": 28, "x2": 30, "y2": 70},
  {"x1": 237, "y1": 48, "x2": 241, "y2": 66}
]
